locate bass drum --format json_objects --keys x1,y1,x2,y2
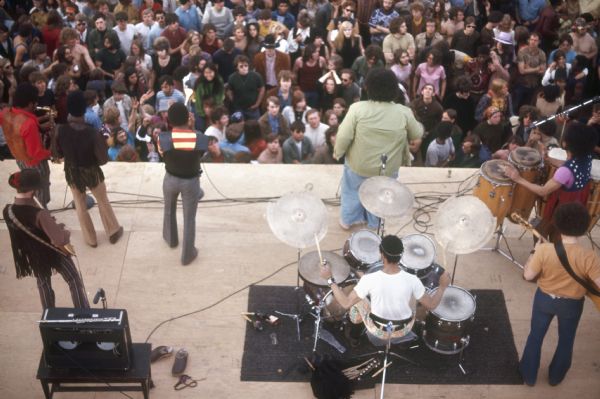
[{"x1": 422, "y1": 286, "x2": 476, "y2": 355}]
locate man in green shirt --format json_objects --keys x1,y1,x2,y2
[{"x1": 334, "y1": 68, "x2": 423, "y2": 229}]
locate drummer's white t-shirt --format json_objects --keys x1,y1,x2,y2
[{"x1": 354, "y1": 270, "x2": 425, "y2": 321}]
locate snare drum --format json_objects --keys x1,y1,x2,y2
[
  {"x1": 343, "y1": 229, "x2": 382, "y2": 272},
  {"x1": 508, "y1": 147, "x2": 542, "y2": 222},
  {"x1": 473, "y1": 160, "x2": 514, "y2": 225},
  {"x1": 422, "y1": 286, "x2": 476, "y2": 355},
  {"x1": 400, "y1": 234, "x2": 436, "y2": 278},
  {"x1": 587, "y1": 160, "x2": 600, "y2": 231},
  {"x1": 299, "y1": 251, "x2": 355, "y2": 321}
]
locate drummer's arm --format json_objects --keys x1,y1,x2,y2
[
  {"x1": 506, "y1": 167, "x2": 562, "y2": 197},
  {"x1": 320, "y1": 265, "x2": 362, "y2": 309},
  {"x1": 330, "y1": 284, "x2": 362, "y2": 310},
  {"x1": 418, "y1": 272, "x2": 450, "y2": 311}
]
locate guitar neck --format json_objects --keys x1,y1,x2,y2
[{"x1": 511, "y1": 213, "x2": 546, "y2": 243}]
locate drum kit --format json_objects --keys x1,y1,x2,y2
[{"x1": 266, "y1": 176, "x2": 494, "y2": 364}]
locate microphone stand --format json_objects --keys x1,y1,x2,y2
[
  {"x1": 93, "y1": 288, "x2": 107, "y2": 309},
  {"x1": 377, "y1": 154, "x2": 388, "y2": 237},
  {"x1": 528, "y1": 95, "x2": 600, "y2": 143}
]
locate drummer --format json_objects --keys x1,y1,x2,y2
[
  {"x1": 505, "y1": 121, "x2": 596, "y2": 242},
  {"x1": 320, "y1": 235, "x2": 451, "y2": 346}
]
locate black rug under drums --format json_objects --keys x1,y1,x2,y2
[{"x1": 240, "y1": 285, "x2": 522, "y2": 386}]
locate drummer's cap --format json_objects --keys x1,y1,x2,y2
[
  {"x1": 8, "y1": 169, "x2": 42, "y2": 193},
  {"x1": 380, "y1": 235, "x2": 404, "y2": 261}
]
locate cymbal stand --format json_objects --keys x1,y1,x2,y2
[
  {"x1": 376, "y1": 154, "x2": 388, "y2": 238},
  {"x1": 377, "y1": 217, "x2": 386, "y2": 237},
  {"x1": 481, "y1": 222, "x2": 524, "y2": 269},
  {"x1": 450, "y1": 254, "x2": 460, "y2": 285},
  {"x1": 308, "y1": 294, "x2": 328, "y2": 352},
  {"x1": 457, "y1": 339, "x2": 470, "y2": 375},
  {"x1": 296, "y1": 248, "x2": 302, "y2": 287},
  {"x1": 275, "y1": 310, "x2": 303, "y2": 342}
]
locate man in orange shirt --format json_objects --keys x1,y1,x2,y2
[{"x1": 520, "y1": 202, "x2": 600, "y2": 386}]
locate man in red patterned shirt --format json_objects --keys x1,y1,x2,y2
[{"x1": 0, "y1": 83, "x2": 52, "y2": 208}]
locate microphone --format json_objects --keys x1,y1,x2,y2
[
  {"x1": 93, "y1": 288, "x2": 105, "y2": 305},
  {"x1": 380, "y1": 153, "x2": 388, "y2": 165}
]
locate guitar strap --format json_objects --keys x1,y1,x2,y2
[
  {"x1": 6, "y1": 205, "x2": 69, "y2": 257},
  {"x1": 554, "y1": 241, "x2": 600, "y2": 296}
]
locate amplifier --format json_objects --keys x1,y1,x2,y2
[{"x1": 39, "y1": 308, "x2": 133, "y2": 370}]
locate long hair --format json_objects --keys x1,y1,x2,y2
[
  {"x1": 333, "y1": 21, "x2": 358, "y2": 52},
  {"x1": 195, "y1": 62, "x2": 224, "y2": 94}
]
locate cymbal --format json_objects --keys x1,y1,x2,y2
[
  {"x1": 266, "y1": 191, "x2": 328, "y2": 248},
  {"x1": 299, "y1": 251, "x2": 350, "y2": 286},
  {"x1": 358, "y1": 176, "x2": 414, "y2": 218},
  {"x1": 434, "y1": 196, "x2": 495, "y2": 254}
]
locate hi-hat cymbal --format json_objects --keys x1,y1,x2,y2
[
  {"x1": 266, "y1": 191, "x2": 328, "y2": 248},
  {"x1": 434, "y1": 196, "x2": 495, "y2": 254},
  {"x1": 299, "y1": 251, "x2": 350, "y2": 286},
  {"x1": 358, "y1": 176, "x2": 414, "y2": 218}
]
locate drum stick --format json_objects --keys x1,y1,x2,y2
[
  {"x1": 241, "y1": 314, "x2": 253, "y2": 323},
  {"x1": 372, "y1": 362, "x2": 393, "y2": 378},
  {"x1": 303, "y1": 357, "x2": 315, "y2": 371},
  {"x1": 314, "y1": 234, "x2": 324, "y2": 265}
]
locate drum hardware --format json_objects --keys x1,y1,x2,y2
[
  {"x1": 351, "y1": 323, "x2": 419, "y2": 399},
  {"x1": 309, "y1": 278, "x2": 358, "y2": 353},
  {"x1": 530, "y1": 95, "x2": 600, "y2": 142},
  {"x1": 274, "y1": 310, "x2": 303, "y2": 341},
  {"x1": 358, "y1": 175, "x2": 415, "y2": 237}
]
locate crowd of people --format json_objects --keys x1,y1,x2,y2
[{"x1": 0, "y1": 0, "x2": 597, "y2": 168}]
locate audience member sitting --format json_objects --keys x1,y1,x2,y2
[
  {"x1": 311, "y1": 126, "x2": 340, "y2": 164},
  {"x1": 257, "y1": 133, "x2": 284, "y2": 164},
  {"x1": 304, "y1": 109, "x2": 328, "y2": 148},
  {"x1": 282, "y1": 120, "x2": 314, "y2": 164},
  {"x1": 201, "y1": 135, "x2": 237, "y2": 163},
  {"x1": 201, "y1": 106, "x2": 229, "y2": 143},
  {"x1": 258, "y1": 96, "x2": 291, "y2": 140},
  {"x1": 425, "y1": 121, "x2": 455, "y2": 167}
]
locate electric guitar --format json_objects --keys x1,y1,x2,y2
[{"x1": 512, "y1": 212, "x2": 600, "y2": 311}]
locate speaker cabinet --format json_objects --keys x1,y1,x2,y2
[{"x1": 39, "y1": 308, "x2": 133, "y2": 370}]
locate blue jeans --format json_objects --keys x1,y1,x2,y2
[
  {"x1": 519, "y1": 288, "x2": 584, "y2": 386},
  {"x1": 340, "y1": 164, "x2": 396, "y2": 229}
]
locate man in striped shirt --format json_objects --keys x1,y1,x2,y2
[{"x1": 158, "y1": 103, "x2": 208, "y2": 265}]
